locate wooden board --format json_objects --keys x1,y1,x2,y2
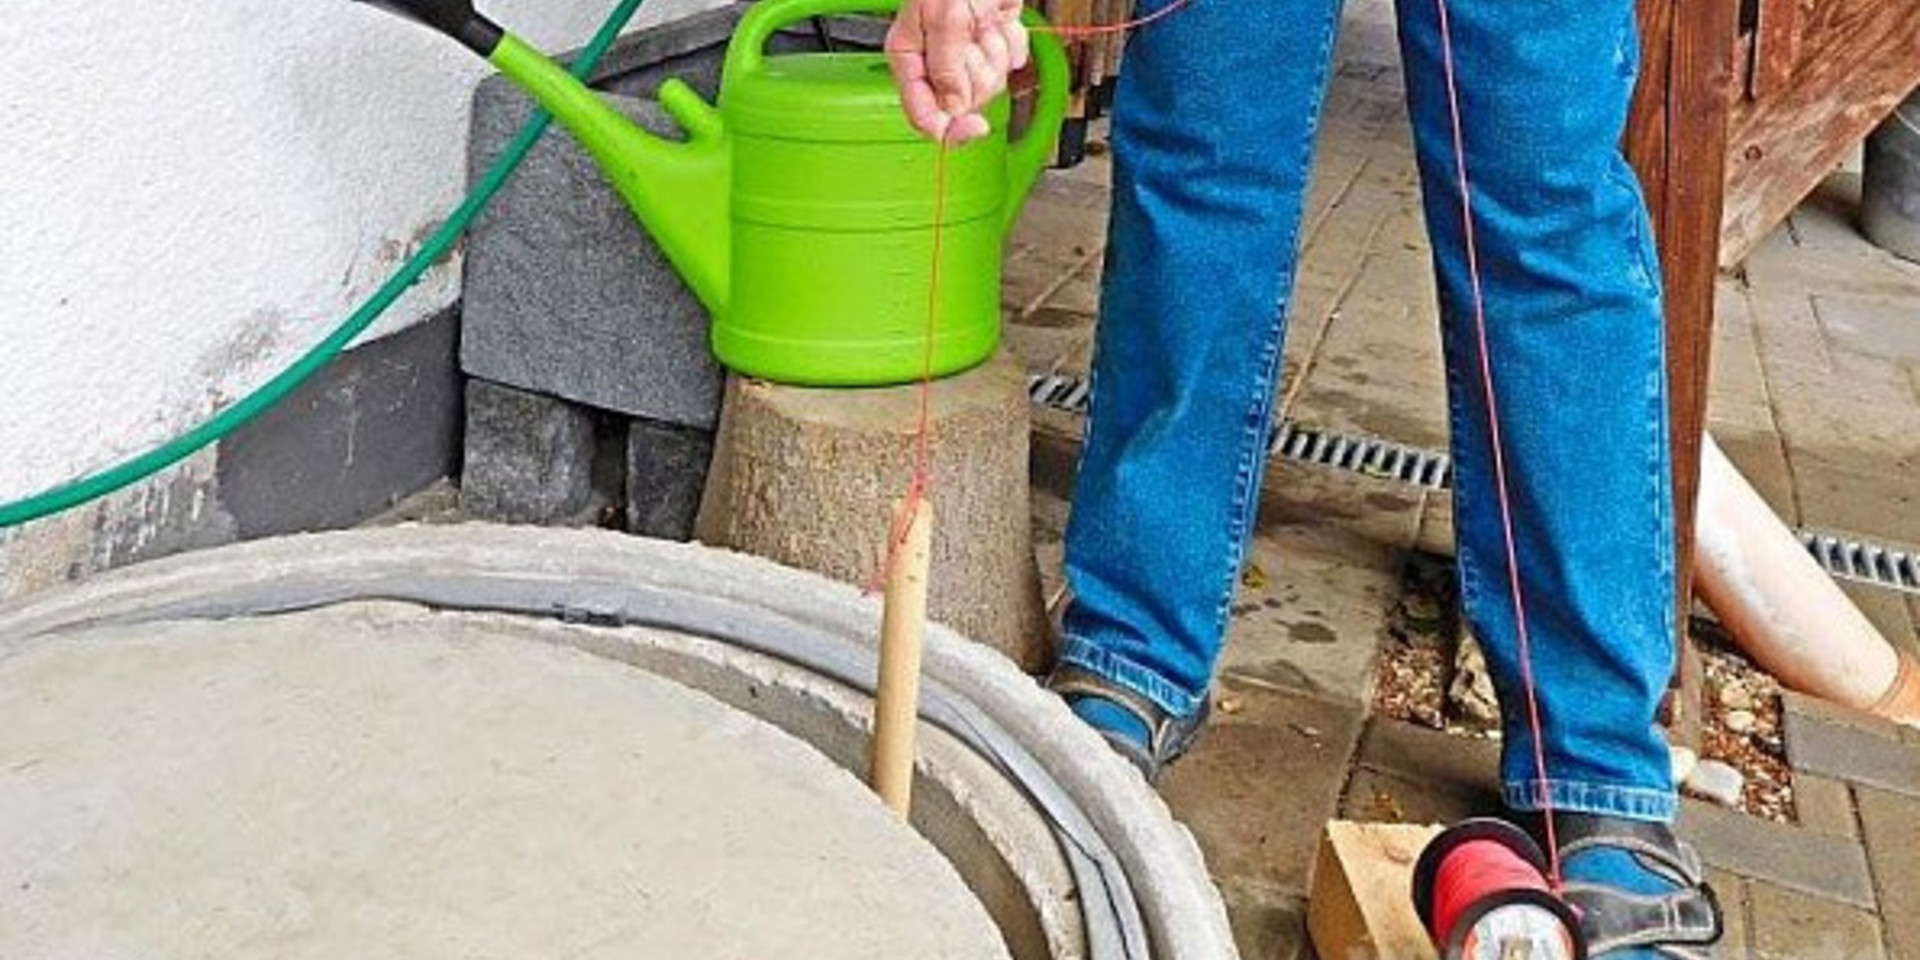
[
  {"x1": 1720, "y1": 0, "x2": 1920, "y2": 264},
  {"x1": 1307, "y1": 821, "x2": 1444, "y2": 960},
  {"x1": 1627, "y1": 0, "x2": 1738, "y2": 738}
]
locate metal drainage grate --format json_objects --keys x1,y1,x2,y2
[
  {"x1": 1028, "y1": 370, "x2": 1920, "y2": 597},
  {"x1": 1026, "y1": 371, "x2": 1454, "y2": 491},
  {"x1": 1800, "y1": 532, "x2": 1920, "y2": 595}
]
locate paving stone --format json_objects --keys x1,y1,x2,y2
[
  {"x1": 1160, "y1": 679, "x2": 1365, "y2": 899},
  {"x1": 625, "y1": 418, "x2": 713, "y2": 541},
  {"x1": 1855, "y1": 786, "x2": 1920, "y2": 960},
  {"x1": 1814, "y1": 292, "x2": 1920, "y2": 365},
  {"x1": 1258, "y1": 461, "x2": 1427, "y2": 553},
  {"x1": 1287, "y1": 313, "x2": 1449, "y2": 453},
  {"x1": 1355, "y1": 717, "x2": 1501, "y2": 791},
  {"x1": 1000, "y1": 320, "x2": 1092, "y2": 377},
  {"x1": 1338, "y1": 765, "x2": 1502, "y2": 827},
  {"x1": 1792, "y1": 773, "x2": 1860, "y2": 839},
  {"x1": 1707, "y1": 868, "x2": 1755, "y2": 960},
  {"x1": 1748, "y1": 880, "x2": 1887, "y2": 960},
  {"x1": 1413, "y1": 494, "x2": 1455, "y2": 558},
  {"x1": 462, "y1": 84, "x2": 722, "y2": 429},
  {"x1": 1676, "y1": 799, "x2": 1877, "y2": 908},
  {"x1": 1785, "y1": 694, "x2": 1920, "y2": 797},
  {"x1": 1765, "y1": 361, "x2": 1920, "y2": 479},
  {"x1": 1041, "y1": 258, "x2": 1103, "y2": 317},
  {"x1": 1340, "y1": 720, "x2": 1504, "y2": 826},
  {"x1": 1218, "y1": 524, "x2": 1397, "y2": 704},
  {"x1": 1217, "y1": 884, "x2": 1313, "y2": 960},
  {"x1": 1745, "y1": 287, "x2": 1836, "y2": 376},
  {"x1": 460, "y1": 380, "x2": 599, "y2": 525},
  {"x1": 1794, "y1": 461, "x2": 1920, "y2": 547}
]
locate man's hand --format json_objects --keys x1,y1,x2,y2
[{"x1": 885, "y1": 0, "x2": 1030, "y2": 142}]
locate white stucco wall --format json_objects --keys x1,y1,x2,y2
[{"x1": 0, "y1": 0, "x2": 722, "y2": 503}]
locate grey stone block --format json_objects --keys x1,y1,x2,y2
[
  {"x1": 462, "y1": 83, "x2": 722, "y2": 430},
  {"x1": 626, "y1": 418, "x2": 714, "y2": 541},
  {"x1": 460, "y1": 380, "x2": 598, "y2": 524}
]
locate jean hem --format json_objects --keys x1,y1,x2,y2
[
  {"x1": 1503, "y1": 779, "x2": 1676, "y2": 823},
  {"x1": 1057, "y1": 635, "x2": 1206, "y2": 718}
]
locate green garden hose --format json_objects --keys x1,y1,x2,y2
[{"x1": 0, "y1": 0, "x2": 648, "y2": 529}]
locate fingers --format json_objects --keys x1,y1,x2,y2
[
  {"x1": 1003, "y1": 18, "x2": 1030, "y2": 71},
  {"x1": 924, "y1": 0, "x2": 977, "y2": 117},
  {"x1": 886, "y1": 9, "x2": 952, "y2": 140},
  {"x1": 885, "y1": 0, "x2": 1022, "y2": 143}
]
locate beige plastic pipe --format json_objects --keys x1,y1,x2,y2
[{"x1": 1693, "y1": 434, "x2": 1920, "y2": 727}]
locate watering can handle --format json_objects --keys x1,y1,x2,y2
[
  {"x1": 725, "y1": 0, "x2": 1070, "y2": 225},
  {"x1": 726, "y1": 0, "x2": 906, "y2": 77},
  {"x1": 1005, "y1": 10, "x2": 1069, "y2": 227}
]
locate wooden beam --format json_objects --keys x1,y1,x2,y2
[
  {"x1": 1627, "y1": 0, "x2": 1738, "y2": 746},
  {"x1": 1720, "y1": 0, "x2": 1920, "y2": 264},
  {"x1": 1750, "y1": 0, "x2": 1804, "y2": 100}
]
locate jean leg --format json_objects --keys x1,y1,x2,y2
[
  {"x1": 1393, "y1": 0, "x2": 1679, "y2": 819},
  {"x1": 1060, "y1": 0, "x2": 1346, "y2": 716}
]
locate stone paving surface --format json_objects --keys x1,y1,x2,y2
[{"x1": 1008, "y1": 0, "x2": 1920, "y2": 956}]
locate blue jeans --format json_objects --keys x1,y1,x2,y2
[{"x1": 1060, "y1": 0, "x2": 1679, "y2": 821}]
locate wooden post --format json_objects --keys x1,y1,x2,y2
[
  {"x1": 1626, "y1": 0, "x2": 1738, "y2": 748},
  {"x1": 870, "y1": 498, "x2": 934, "y2": 818}
]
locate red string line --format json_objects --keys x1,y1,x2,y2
[
  {"x1": 1431, "y1": 0, "x2": 1560, "y2": 885},
  {"x1": 869, "y1": 2, "x2": 1189, "y2": 595},
  {"x1": 863, "y1": 138, "x2": 949, "y2": 597},
  {"x1": 1030, "y1": 0, "x2": 1196, "y2": 38}
]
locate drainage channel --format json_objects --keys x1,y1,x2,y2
[
  {"x1": 1027, "y1": 370, "x2": 1920, "y2": 597},
  {"x1": 1026, "y1": 371, "x2": 1454, "y2": 490}
]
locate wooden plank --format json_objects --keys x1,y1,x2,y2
[
  {"x1": 1308, "y1": 822, "x2": 1444, "y2": 960},
  {"x1": 1664, "y1": 0, "x2": 1738, "y2": 660},
  {"x1": 1629, "y1": 0, "x2": 1677, "y2": 258},
  {"x1": 1750, "y1": 0, "x2": 1805, "y2": 100},
  {"x1": 1720, "y1": 0, "x2": 1920, "y2": 264}
]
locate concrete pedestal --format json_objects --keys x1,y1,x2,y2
[{"x1": 695, "y1": 350, "x2": 1051, "y2": 671}]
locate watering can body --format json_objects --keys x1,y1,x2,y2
[{"x1": 363, "y1": 0, "x2": 1070, "y2": 386}]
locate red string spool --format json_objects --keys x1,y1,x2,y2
[{"x1": 1413, "y1": 819, "x2": 1586, "y2": 960}]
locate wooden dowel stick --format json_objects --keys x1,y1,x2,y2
[{"x1": 870, "y1": 497, "x2": 934, "y2": 818}]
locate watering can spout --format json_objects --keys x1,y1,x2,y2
[
  {"x1": 353, "y1": 0, "x2": 732, "y2": 314},
  {"x1": 487, "y1": 37, "x2": 732, "y2": 313}
]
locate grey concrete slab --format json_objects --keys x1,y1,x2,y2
[{"x1": 218, "y1": 308, "x2": 460, "y2": 539}]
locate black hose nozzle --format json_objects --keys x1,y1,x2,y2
[{"x1": 355, "y1": 0, "x2": 505, "y2": 56}]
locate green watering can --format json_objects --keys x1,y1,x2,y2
[{"x1": 358, "y1": 0, "x2": 1070, "y2": 386}]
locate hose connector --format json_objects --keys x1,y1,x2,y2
[{"x1": 354, "y1": 0, "x2": 505, "y2": 56}]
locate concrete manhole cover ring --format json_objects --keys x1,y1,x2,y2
[{"x1": 0, "y1": 524, "x2": 1236, "y2": 960}]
